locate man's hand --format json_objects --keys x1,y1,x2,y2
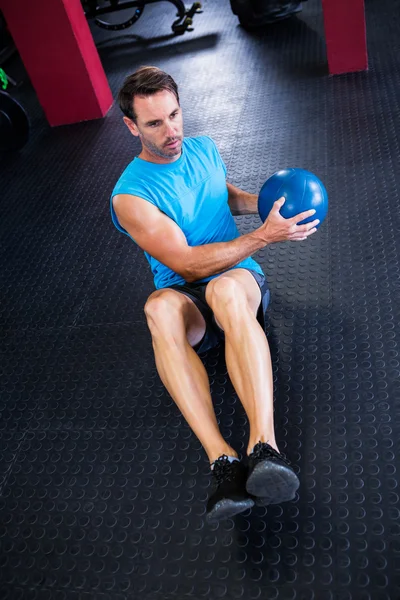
[{"x1": 256, "y1": 197, "x2": 320, "y2": 243}]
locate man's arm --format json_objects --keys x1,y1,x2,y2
[
  {"x1": 227, "y1": 182, "x2": 258, "y2": 216},
  {"x1": 113, "y1": 194, "x2": 319, "y2": 284}
]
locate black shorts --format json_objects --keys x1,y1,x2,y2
[{"x1": 168, "y1": 269, "x2": 270, "y2": 354}]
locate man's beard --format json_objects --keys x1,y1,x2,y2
[{"x1": 141, "y1": 135, "x2": 182, "y2": 159}]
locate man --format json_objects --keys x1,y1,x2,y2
[{"x1": 110, "y1": 66, "x2": 319, "y2": 522}]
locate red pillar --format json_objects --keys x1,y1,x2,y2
[
  {"x1": 0, "y1": 0, "x2": 113, "y2": 126},
  {"x1": 322, "y1": 0, "x2": 368, "y2": 75}
]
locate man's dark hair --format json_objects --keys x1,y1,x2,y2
[{"x1": 117, "y1": 66, "x2": 180, "y2": 123}]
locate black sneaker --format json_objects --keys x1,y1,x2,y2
[
  {"x1": 246, "y1": 442, "x2": 299, "y2": 505},
  {"x1": 206, "y1": 456, "x2": 255, "y2": 522}
]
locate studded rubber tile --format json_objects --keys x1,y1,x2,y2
[{"x1": 1, "y1": 0, "x2": 400, "y2": 598}]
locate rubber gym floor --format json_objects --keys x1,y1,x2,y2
[{"x1": 1, "y1": 1, "x2": 400, "y2": 599}]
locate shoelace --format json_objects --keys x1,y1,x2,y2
[
  {"x1": 251, "y1": 441, "x2": 291, "y2": 466},
  {"x1": 212, "y1": 455, "x2": 238, "y2": 485}
]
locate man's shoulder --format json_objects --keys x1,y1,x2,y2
[
  {"x1": 185, "y1": 134, "x2": 215, "y2": 142},
  {"x1": 184, "y1": 135, "x2": 218, "y2": 154},
  {"x1": 111, "y1": 157, "x2": 154, "y2": 201},
  {"x1": 114, "y1": 156, "x2": 139, "y2": 181}
]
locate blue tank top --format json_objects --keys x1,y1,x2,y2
[{"x1": 110, "y1": 135, "x2": 264, "y2": 289}]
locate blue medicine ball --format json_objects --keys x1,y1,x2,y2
[{"x1": 258, "y1": 168, "x2": 328, "y2": 228}]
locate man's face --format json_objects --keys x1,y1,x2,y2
[{"x1": 124, "y1": 90, "x2": 183, "y2": 162}]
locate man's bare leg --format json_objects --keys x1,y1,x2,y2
[
  {"x1": 144, "y1": 289, "x2": 237, "y2": 464},
  {"x1": 206, "y1": 269, "x2": 278, "y2": 456}
]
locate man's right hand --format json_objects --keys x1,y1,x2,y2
[{"x1": 257, "y1": 197, "x2": 320, "y2": 244}]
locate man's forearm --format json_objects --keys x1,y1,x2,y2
[
  {"x1": 185, "y1": 230, "x2": 265, "y2": 282},
  {"x1": 227, "y1": 182, "x2": 258, "y2": 215}
]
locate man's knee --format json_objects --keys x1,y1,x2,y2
[
  {"x1": 207, "y1": 276, "x2": 247, "y2": 311},
  {"x1": 144, "y1": 290, "x2": 186, "y2": 327}
]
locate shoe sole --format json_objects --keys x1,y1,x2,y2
[
  {"x1": 206, "y1": 498, "x2": 254, "y2": 523},
  {"x1": 246, "y1": 462, "x2": 300, "y2": 504}
]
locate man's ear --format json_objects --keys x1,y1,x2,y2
[{"x1": 123, "y1": 116, "x2": 140, "y2": 138}]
